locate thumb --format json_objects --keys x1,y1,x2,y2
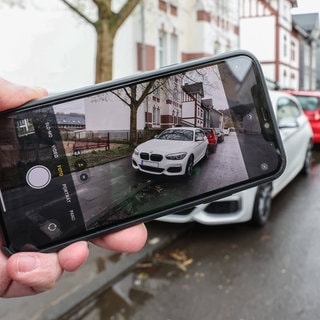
[
  {"x1": 0, "y1": 77, "x2": 47, "y2": 111},
  {"x1": 7, "y1": 252, "x2": 62, "y2": 294}
]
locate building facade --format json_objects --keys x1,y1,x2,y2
[
  {"x1": 114, "y1": 0, "x2": 319, "y2": 91},
  {"x1": 240, "y1": 0, "x2": 320, "y2": 90}
]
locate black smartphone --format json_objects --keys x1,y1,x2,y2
[{"x1": 0, "y1": 50, "x2": 285, "y2": 254}]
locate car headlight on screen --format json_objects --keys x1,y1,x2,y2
[
  {"x1": 133, "y1": 149, "x2": 139, "y2": 156},
  {"x1": 165, "y1": 152, "x2": 187, "y2": 160}
]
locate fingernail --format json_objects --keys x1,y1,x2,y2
[{"x1": 17, "y1": 254, "x2": 40, "y2": 273}]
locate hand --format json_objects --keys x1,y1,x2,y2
[{"x1": 0, "y1": 78, "x2": 148, "y2": 298}]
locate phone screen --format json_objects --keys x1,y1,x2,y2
[{"x1": 0, "y1": 53, "x2": 284, "y2": 252}]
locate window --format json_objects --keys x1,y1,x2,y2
[
  {"x1": 283, "y1": 35, "x2": 287, "y2": 57},
  {"x1": 277, "y1": 97, "x2": 301, "y2": 126},
  {"x1": 158, "y1": 31, "x2": 167, "y2": 67},
  {"x1": 295, "y1": 96, "x2": 320, "y2": 111},
  {"x1": 152, "y1": 106, "x2": 160, "y2": 126},
  {"x1": 170, "y1": 33, "x2": 178, "y2": 65},
  {"x1": 290, "y1": 41, "x2": 295, "y2": 61}
]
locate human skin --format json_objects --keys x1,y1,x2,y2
[{"x1": 0, "y1": 77, "x2": 148, "y2": 298}]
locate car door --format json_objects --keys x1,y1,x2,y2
[
  {"x1": 194, "y1": 129, "x2": 207, "y2": 163},
  {"x1": 273, "y1": 95, "x2": 309, "y2": 193}
]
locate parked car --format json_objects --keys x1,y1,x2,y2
[
  {"x1": 203, "y1": 128, "x2": 218, "y2": 153},
  {"x1": 224, "y1": 127, "x2": 230, "y2": 136},
  {"x1": 132, "y1": 127, "x2": 208, "y2": 176},
  {"x1": 214, "y1": 127, "x2": 225, "y2": 142},
  {"x1": 158, "y1": 91, "x2": 313, "y2": 226},
  {"x1": 283, "y1": 89, "x2": 320, "y2": 144}
]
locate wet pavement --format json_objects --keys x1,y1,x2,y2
[
  {"x1": 0, "y1": 222, "x2": 191, "y2": 320},
  {"x1": 62, "y1": 148, "x2": 320, "y2": 320}
]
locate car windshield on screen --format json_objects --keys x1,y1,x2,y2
[
  {"x1": 157, "y1": 129, "x2": 194, "y2": 141},
  {"x1": 296, "y1": 96, "x2": 320, "y2": 111}
]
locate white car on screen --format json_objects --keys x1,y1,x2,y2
[
  {"x1": 158, "y1": 90, "x2": 313, "y2": 226},
  {"x1": 132, "y1": 127, "x2": 208, "y2": 176}
]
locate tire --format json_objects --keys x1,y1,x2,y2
[
  {"x1": 251, "y1": 183, "x2": 273, "y2": 227},
  {"x1": 301, "y1": 140, "x2": 313, "y2": 175},
  {"x1": 204, "y1": 146, "x2": 209, "y2": 159},
  {"x1": 185, "y1": 155, "x2": 194, "y2": 176},
  {"x1": 212, "y1": 144, "x2": 217, "y2": 153}
]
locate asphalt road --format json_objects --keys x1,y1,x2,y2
[{"x1": 77, "y1": 147, "x2": 320, "y2": 320}]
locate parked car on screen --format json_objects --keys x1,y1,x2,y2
[
  {"x1": 158, "y1": 91, "x2": 313, "y2": 226},
  {"x1": 203, "y1": 128, "x2": 218, "y2": 153},
  {"x1": 214, "y1": 127, "x2": 225, "y2": 142},
  {"x1": 283, "y1": 89, "x2": 320, "y2": 144},
  {"x1": 224, "y1": 128, "x2": 230, "y2": 136},
  {"x1": 132, "y1": 127, "x2": 208, "y2": 176}
]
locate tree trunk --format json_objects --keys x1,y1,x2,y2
[
  {"x1": 95, "y1": 20, "x2": 114, "y2": 83},
  {"x1": 129, "y1": 85, "x2": 138, "y2": 146},
  {"x1": 130, "y1": 104, "x2": 138, "y2": 146}
]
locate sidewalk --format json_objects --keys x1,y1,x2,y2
[{"x1": 0, "y1": 222, "x2": 190, "y2": 320}]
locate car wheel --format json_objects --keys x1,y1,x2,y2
[
  {"x1": 251, "y1": 183, "x2": 273, "y2": 227},
  {"x1": 204, "y1": 146, "x2": 209, "y2": 159},
  {"x1": 185, "y1": 155, "x2": 194, "y2": 176},
  {"x1": 212, "y1": 144, "x2": 217, "y2": 153},
  {"x1": 301, "y1": 140, "x2": 313, "y2": 175}
]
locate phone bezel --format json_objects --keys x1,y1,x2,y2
[{"x1": 0, "y1": 50, "x2": 286, "y2": 254}]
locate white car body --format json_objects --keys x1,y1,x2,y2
[
  {"x1": 132, "y1": 127, "x2": 208, "y2": 176},
  {"x1": 158, "y1": 91, "x2": 313, "y2": 226}
]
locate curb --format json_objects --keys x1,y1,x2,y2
[{"x1": 35, "y1": 223, "x2": 191, "y2": 320}]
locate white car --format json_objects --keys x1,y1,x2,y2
[
  {"x1": 158, "y1": 91, "x2": 313, "y2": 226},
  {"x1": 132, "y1": 127, "x2": 208, "y2": 176}
]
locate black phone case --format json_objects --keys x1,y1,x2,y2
[{"x1": 0, "y1": 50, "x2": 286, "y2": 254}]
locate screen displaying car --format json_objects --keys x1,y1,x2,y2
[
  {"x1": 158, "y1": 91, "x2": 313, "y2": 226},
  {"x1": 132, "y1": 127, "x2": 208, "y2": 176}
]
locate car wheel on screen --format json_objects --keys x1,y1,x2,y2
[
  {"x1": 301, "y1": 140, "x2": 313, "y2": 175},
  {"x1": 185, "y1": 155, "x2": 194, "y2": 176},
  {"x1": 251, "y1": 183, "x2": 273, "y2": 227}
]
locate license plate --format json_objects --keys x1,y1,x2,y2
[{"x1": 141, "y1": 160, "x2": 159, "y2": 168}]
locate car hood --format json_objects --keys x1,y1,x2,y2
[{"x1": 136, "y1": 138, "x2": 194, "y2": 154}]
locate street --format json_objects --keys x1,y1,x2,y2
[
  {"x1": 71, "y1": 147, "x2": 320, "y2": 320},
  {"x1": 75, "y1": 131, "x2": 249, "y2": 229}
]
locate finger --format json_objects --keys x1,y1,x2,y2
[
  {"x1": 0, "y1": 77, "x2": 47, "y2": 111},
  {"x1": 91, "y1": 224, "x2": 148, "y2": 253},
  {"x1": 58, "y1": 241, "x2": 89, "y2": 272},
  {"x1": 6, "y1": 252, "x2": 62, "y2": 294}
]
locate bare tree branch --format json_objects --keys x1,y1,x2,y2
[
  {"x1": 111, "y1": 0, "x2": 140, "y2": 34},
  {"x1": 60, "y1": 0, "x2": 96, "y2": 26}
]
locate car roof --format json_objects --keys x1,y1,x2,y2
[
  {"x1": 167, "y1": 127, "x2": 201, "y2": 131},
  {"x1": 283, "y1": 89, "x2": 320, "y2": 97}
]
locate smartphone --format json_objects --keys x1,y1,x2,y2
[{"x1": 0, "y1": 50, "x2": 285, "y2": 254}]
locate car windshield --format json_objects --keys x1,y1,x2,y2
[
  {"x1": 157, "y1": 129, "x2": 194, "y2": 141},
  {"x1": 203, "y1": 129, "x2": 212, "y2": 134},
  {"x1": 295, "y1": 96, "x2": 320, "y2": 111}
]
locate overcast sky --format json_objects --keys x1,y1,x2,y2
[
  {"x1": 0, "y1": 0, "x2": 96, "y2": 92},
  {"x1": 0, "y1": 0, "x2": 319, "y2": 92}
]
